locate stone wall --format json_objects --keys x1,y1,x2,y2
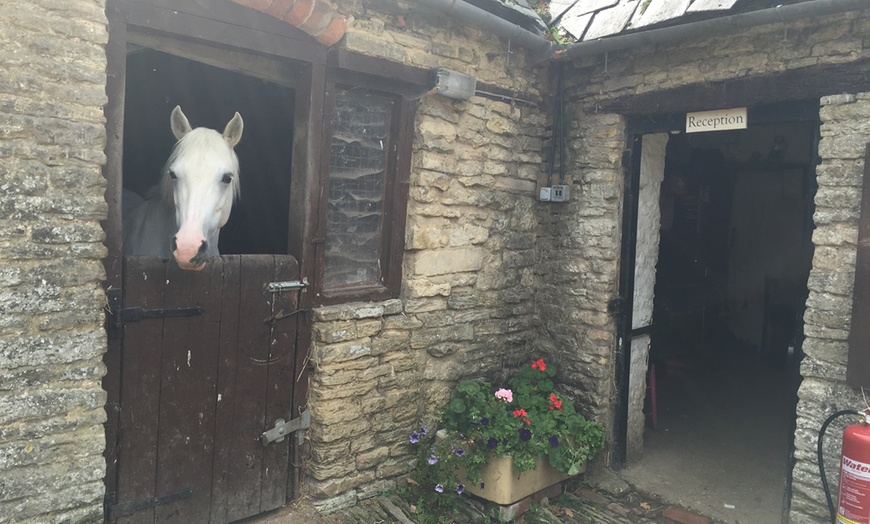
[
  {"x1": 304, "y1": 0, "x2": 549, "y2": 510},
  {"x1": 789, "y1": 92, "x2": 870, "y2": 524},
  {"x1": 0, "y1": 1, "x2": 109, "y2": 522},
  {"x1": 554, "y1": 8, "x2": 870, "y2": 523}
]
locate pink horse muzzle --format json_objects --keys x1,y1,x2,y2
[{"x1": 172, "y1": 235, "x2": 208, "y2": 271}]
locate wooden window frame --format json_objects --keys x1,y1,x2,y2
[{"x1": 313, "y1": 67, "x2": 416, "y2": 306}]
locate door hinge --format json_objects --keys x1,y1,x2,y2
[
  {"x1": 261, "y1": 409, "x2": 311, "y2": 447},
  {"x1": 117, "y1": 306, "x2": 204, "y2": 324}
]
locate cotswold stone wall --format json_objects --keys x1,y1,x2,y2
[
  {"x1": 305, "y1": 0, "x2": 549, "y2": 509},
  {"x1": 0, "y1": 1, "x2": 109, "y2": 522},
  {"x1": 790, "y1": 93, "x2": 870, "y2": 524},
  {"x1": 555, "y1": 9, "x2": 870, "y2": 523}
]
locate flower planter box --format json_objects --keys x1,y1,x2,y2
[{"x1": 462, "y1": 454, "x2": 580, "y2": 506}]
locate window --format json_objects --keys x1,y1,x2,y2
[{"x1": 315, "y1": 81, "x2": 414, "y2": 304}]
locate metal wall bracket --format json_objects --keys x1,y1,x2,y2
[{"x1": 261, "y1": 409, "x2": 310, "y2": 447}]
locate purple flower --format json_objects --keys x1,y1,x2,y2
[
  {"x1": 435, "y1": 484, "x2": 444, "y2": 493},
  {"x1": 518, "y1": 428, "x2": 532, "y2": 441},
  {"x1": 480, "y1": 417, "x2": 490, "y2": 426},
  {"x1": 409, "y1": 431, "x2": 420, "y2": 444},
  {"x1": 549, "y1": 435, "x2": 559, "y2": 448},
  {"x1": 480, "y1": 482, "x2": 485, "y2": 489},
  {"x1": 420, "y1": 426, "x2": 428, "y2": 436},
  {"x1": 452, "y1": 447, "x2": 465, "y2": 457},
  {"x1": 428, "y1": 454, "x2": 438, "y2": 465},
  {"x1": 456, "y1": 484, "x2": 465, "y2": 495},
  {"x1": 486, "y1": 437, "x2": 498, "y2": 449}
]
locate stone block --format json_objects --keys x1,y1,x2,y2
[
  {"x1": 310, "y1": 487, "x2": 359, "y2": 511},
  {"x1": 410, "y1": 247, "x2": 484, "y2": 276},
  {"x1": 355, "y1": 446, "x2": 390, "y2": 470},
  {"x1": 371, "y1": 330, "x2": 411, "y2": 355},
  {"x1": 313, "y1": 319, "x2": 384, "y2": 344},
  {"x1": 313, "y1": 339, "x2": 373, "y2": 364}
]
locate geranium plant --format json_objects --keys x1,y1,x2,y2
[{"x1": 409, "y1": 358, "x2": 605, "y2": 503}]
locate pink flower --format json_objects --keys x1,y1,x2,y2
[{"x1": 494, "y1": 388, "x2": 513, "y2": 403}]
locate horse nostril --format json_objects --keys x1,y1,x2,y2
[
  {"x1": 197, "y1": 241, "x2": 208, "y2": 257},
  {"x1": 171, "y1": 236, "x2": 178, "y2": 252}
]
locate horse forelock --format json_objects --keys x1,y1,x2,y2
[{"x1": 159, "y1": 127, "x2": 241, "y2": 203}]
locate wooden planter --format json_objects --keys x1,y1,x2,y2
[{"x1": 462, "y1": 454, "x2": 579, "y2": 505}]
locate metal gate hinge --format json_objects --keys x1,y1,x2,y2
[
  {"x1": 261, "y1": 409, "x2": 310, "y2": 447},
  {"x1": 117, "y1": 306, "x2": 204, "y2": 324},
  {"x1": 267, "y1": 278, "x2": 308, "y2": 293}
]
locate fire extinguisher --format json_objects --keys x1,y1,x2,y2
[{"x1": 819, "y1": 408, "x2": 870, "y2": 524}]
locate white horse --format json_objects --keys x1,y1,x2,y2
[{"x1": 123, "y1": 106, "x2": 243, "y2": 270}]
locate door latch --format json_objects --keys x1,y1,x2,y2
[{"x1": 261, "y1": 409, "x2": 311, "y2": 447}]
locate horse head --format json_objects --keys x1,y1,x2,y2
[{"x1": 163, "y1": 106, "x2": 243, "y2": 270}]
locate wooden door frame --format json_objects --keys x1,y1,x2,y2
[{"x1": 101, "y1": 0, "x2": 326, "y2": 510}]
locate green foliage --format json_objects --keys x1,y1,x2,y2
[{"x1": 408, "y1": 359, "x2": 606, "y2": 509}]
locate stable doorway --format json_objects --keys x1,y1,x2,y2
[{"x1": 619, "y1": 105, "x2": 817, "y2": 524}]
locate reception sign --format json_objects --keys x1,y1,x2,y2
[{"x1": 685, "y1": 107, "x2": 747, "y2": 133}]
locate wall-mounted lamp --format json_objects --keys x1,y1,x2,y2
[{"x1": 430, "y1": 68, "x2": 477, "y2": 100}]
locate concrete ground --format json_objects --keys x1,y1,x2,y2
[{"x1": 620, "y1": 349, "x2": 797, "y2": 524}]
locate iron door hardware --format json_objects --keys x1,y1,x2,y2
[
  {"x1": 106, "y1": 288, "x2": 205, "y2": 324},
  {"x1": 261, "y1": 410, "x2": 311, "y2": 446},
  {"x1": 117, "y1": 305, "x2": 204, "y2": 324},
  {"x1": 267, "y1": 278, "x2": 308, "y2": 292}
]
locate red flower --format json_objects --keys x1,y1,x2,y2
[
  {"x1": 525, "y1": 418, "x2": 531, "y2": 425},
  {"x1": 532, "y1": 359, "x2": 546, "y2": 371},
  {"x1": 512, "y1": 409, "x2": 528, "y2": 418},
  {"x1": 549, "y1": 393, "x2": 563, "y2": 410}
]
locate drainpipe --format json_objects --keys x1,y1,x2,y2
[
  {"x1": 559, "y1": 0, "x2": 870, "y2": 60},
  {"x1": 417, "y1": 0, "x2": 559, "y2": 58}
]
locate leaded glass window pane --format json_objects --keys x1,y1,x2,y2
[{"x1": 324, "y1": 88, "x2": 393, "y2": 288}]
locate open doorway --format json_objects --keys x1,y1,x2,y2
[
  {"x1": 621, "y1": 117, "x2": 816, "y2": 524},
  {"x1": 123, "y1": 47, "x2": 296, "y2": 255}
]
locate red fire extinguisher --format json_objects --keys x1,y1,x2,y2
[
  {"x1": 820, "y1": 409, "x2": 870, "y2": 524},
  {"x1": 836, "y1": 410, "x2": 870, "y2": 524}
]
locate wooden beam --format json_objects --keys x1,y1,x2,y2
[
  {"x1": 598, "y1": 58, "x2": 870, "y2": 116},
  {"x1": 126, "y1": 0, "x2": 327, "y2": 65},
  {"x1": 328, "y1": 49, "x2": 431, "y2": 87},
  {"x1": 127, "y1": 31, "x2": 304, "y2": 87}
]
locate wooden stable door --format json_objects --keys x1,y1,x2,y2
[{"x1": 109, "y1": 255, "x2": 304, "y2": 523}]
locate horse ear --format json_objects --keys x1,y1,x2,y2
[
  {"x1": 223, "y1": 112, "x2": 244, "y2": 148},
  {"x1": 170, "y1": 106, "x2": 192, "y2": 140}
]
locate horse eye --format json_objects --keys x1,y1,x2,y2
[
  {"x1": 221, "y1": 173, "x2": 233, "y2": 185},
  {"x1": 169, "y1": 170, "x2": 178, "y2": 180}
]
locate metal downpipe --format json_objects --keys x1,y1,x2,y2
[{"x1": 559, "y1": 0, "x2": 870, "y2": 60}]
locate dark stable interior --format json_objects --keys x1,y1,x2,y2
[
  {"x1": 652, "y1": 123, "x2": 815, "y2": 371},
  {"x1": 123, "y1": 48, "x2": 295, "y2": 255}
]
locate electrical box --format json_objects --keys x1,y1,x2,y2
[
  {"x1": 538, "y1": 187, "x2": 552, "y2": 202},
  {"x1": 551, "y1": 185, "x2": 570, "y2": 202},
  {"x1": 431, "y1": 68, "x2": 477, "y2": 100}
]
